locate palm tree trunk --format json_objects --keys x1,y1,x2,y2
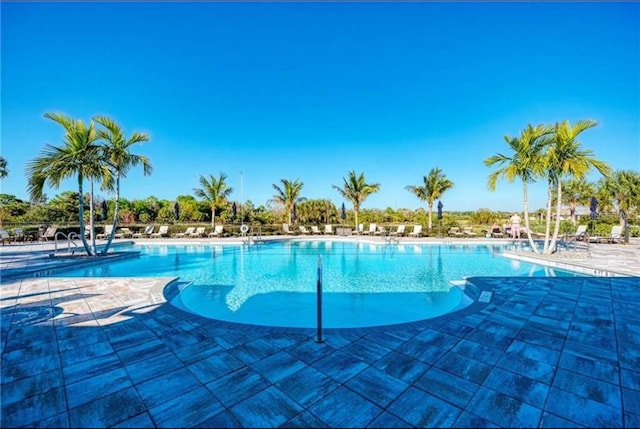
[
  {"x1": 427, "y1": 203, "x2": 433, "y2": 231},
  {"x1": 522, "y1": 183, "x2": 539, "y2": 254},
  {"x1": 104, "y1": 175, "x2": 121, "y2": 255},
  {"x1": 549, "y1": 181, "x2": 564, "y2": 252},
  {"x1": 542, "y1": 184, "x2": 554, "y2": 254},
  {"x1": 212, "y1": 207, "x2": 215, "y2": 228},
  {"x1": 77, "y1": 175, "x2": 94, "y2": 256},
  {"x1": 89, "y1": 179, "x2": 97, "y2": 255}
]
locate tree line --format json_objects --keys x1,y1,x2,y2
[{"x1": 0, "y1": 114, "x2": 638, "y2": 256}]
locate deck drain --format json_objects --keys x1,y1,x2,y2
[{"x1": 478, "y1": 291, "x2": 492, "y2": 303}]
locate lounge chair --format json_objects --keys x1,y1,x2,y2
[
  {"x1": 489, "y1": 226, "x2": 504, "y2": 238},
  {"x1": 408, "y1": 225, "x2": 423, "y2": 237},
  {"x1": 564, "y1": 224, "x2": 588, "y2": 242},
  {"x1": 190, "y1": 227, "x2": 206, "y2": 238},
  {"x1": 151, "y1": 225, "x2": 169, "y2": 238},
  {"x1": 362, "y1": 223, "x2": 377, "y2": 235},
  {"x1": 208, "y1": 225, "x2": 224, "y2": 238},
  {"x1": 448, "y1": 227, "x2": 464, "y2": 237},
  {"x1": 12, "y1": 228, "x2": 26, "y2": 242},
  {"x1": 324, "y1": 224, "x2": 334, "y2": 235},
  {"x1": 299, "y1": 225, "x2": 310, "y2": 235},
  {"x1": 40, "y1": 226, "x2": 57, "y2": 241},
  {"x1": 282, "y1": 223, "x2": 295, "y2": 235},
  {"x1": 0, "y1": 228, "x2": 12, "y2": 245},
  {"x1": 390, "y1": 225, "x2": 406, "y2": 237},
  {"x1": 174, "y1": 227, "x2": 196, "y2": 238},
  {"x1": 598, "y1": 225, "x2": 623, "y2": 244},
  {"x1": 310, "y1": 226, "x2": 322, "y2": 235},
  {"x1": 133, "y1": 225, "x2": 154, "y2": 238},
  {"x1": 97, "y1": 225, "x2": 123, "y2": 239},
  {"x1": 374, "y1": 225, "x2": 386, "y2": 236},
  {"x1": 351, "y1": 224, "x2": 364, "y2": 235},
  {"x1": 463, "y1": 227, "x2": 477, "y2": 237},
  {"x1": 119, "y1": 227, "x2": 133, "y2": 238}
]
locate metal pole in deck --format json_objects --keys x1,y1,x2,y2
[{"x1": 316, "y1": 255, "x2": 324, "y2": 343}]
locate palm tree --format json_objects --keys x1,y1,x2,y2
[
  {"x1": 26, "y1": 113, "x2": 109, "y2": 256},
  {"x1": 0, "y1": 156, "x2": 8, "y2": 179},
  {"x1": 542, "y1": 119, "x2": 611, "y2": 253},
  {"x1": 270, "y1": 178, "x2": 305, "y2": 225},
  {"x1": 94, "y1": 115, "x2": 152, "y2": 254},
  {"x1": 484, "y1": 124, "x2": 552, "y2": 252},
  {"x1": 333, "y1": 171, "x2": 380, "y2": 229},
  {"x1": 553, "y1": 178, "x2": 595, "y2": 225},
  {"x1": 405, "y1": 167, "x2": 453, "y2": 233},
  {"x1": 600, "y1": 170, "x2": 640, "y2": 244},
  {"x1": 193, "y1": 173, "x2": 234, "y2": 228}
]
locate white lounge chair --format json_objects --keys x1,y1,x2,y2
[
  {"x1": 12, "y1": 228, "x2": 26, "y2": 242},
  {"x1": 133, "y1": 225, "x2": 154, "y2": 238},
  {"x1": 151, "y1": 225, "x2": 169, "y2": 238},
  {"x1": 599, "y1": 225, "x2": 623, "y2": 244},
  {"x1": 208, "y1": 225, "x2": 224, "y2": 238},
  {"x1": 408, "y1": 225, "x2": 423, "y2": 237},
  {"x1": 299, "y1": 226, "x2": 310, "y2": 235},
  {"x1": 565, "y1": 224, "x2": 588, "y2": 242},
  {"x1": 324, "y1": 224, "x2": 334, "y2": 235},
  {"x1": 0, "y1": 228, "x2": 12, "y2": 245},
  {"x1": 390, "y1": 225, "x2": 405, "y2": 237},
  {"x1": 190, "y1": 227, "x2": 206, "y2": 238},
  {"x1": 448, "y1": 227, "x2": 463, "y2": 237},
  {"x1": 282, "y1": 223, "x2": 295, "y2": 235},
  {"x1": 310, "y1": 226, "x2": 322, "y2": 235},
  {"x1": 97, "y1": 225, "x2": 122, "y2": 239},
  {"x1": 362, "y1": 223, "x2": 377, "y2": 235},
  {"x1": 119, "y1": 227, "x2": 133, "y2": 238},
  {"x1": 463, "y1": 227, "x2": 477, "y2": 237},
  {"x1": 351, "y1": 224, "x2": 364, "y2": 235},
  {"x1": 174, "y1": 227, "x2": 196, "y2": 238},
  {"x1": 40, "y1": 226, "x2": 58, "y2": 241}
]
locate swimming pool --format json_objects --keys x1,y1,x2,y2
[{"x1": 54, "y1": 240, "x2": 582, "y2": 329}]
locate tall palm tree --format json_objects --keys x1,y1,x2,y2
[
  {"x1": 193, "y1": 173, "x2": 234, "y2": 228},
  {"x1": 26, "y1": 113, "x2": 109, "y2": 256},
  {"x1": 405, "y1": 167, "x2": 453, "y2": 233},
  {"x1": 601, "y1": 170, "x2": 640, "y2": 244},
  {"x1": 94, "y1": 115, "x2": 152, "y2": 254},
  {"x1": 333, "y1": 171, "x2": 380, "y2": 229},
  {"x1": 270, "y1": 178, "x2": 305, "y2": 225},
  {"x1": 0, "y1": 156, "x2": 8, "y2": 179},
  {"x1": 543, "y1": 119, "x2": 611, "y2": 253},
  {"x1": 484, "y1": 124, "x2": 552, "y2": 252}
]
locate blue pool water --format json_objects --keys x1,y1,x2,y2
[{"x1": 54, "y1": 240, "x2": 582, "y2": 329}]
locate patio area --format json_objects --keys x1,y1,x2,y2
[{"x1": 1, "y1": 237, "x2": 639, "y2": 427}]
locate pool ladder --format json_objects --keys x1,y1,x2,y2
[
  {"x1": 53, "y1": 231, "x2": 81, "y2": 256},
  {"x1": 242, "y1": 225, "x2": 263, "y2": 246},
  {"x1": 382, "y1": 228, "x2": 399, "y2": 245}
]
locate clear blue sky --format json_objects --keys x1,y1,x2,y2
[{"x1": 2, "y1": 1, "x2": 639, "y2": 213}]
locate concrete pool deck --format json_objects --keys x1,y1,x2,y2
[{"x1": 1, "y1": 236, "x2": 639, "y2": 427}]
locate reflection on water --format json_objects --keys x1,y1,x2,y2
[{"x1": 54, "y1": 241, "x2": 582, "y2": 328}]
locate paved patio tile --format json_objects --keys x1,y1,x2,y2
[
  {"x1": 230, "y1": 386, "x2": 303, "y2": 428},
  {"x1": 274, "y1": 365, "x2": 341, "y2": 408},
  {"x1": 468, "y1": 386, "x2": 543, "y2": 427},
  {"x1": 68, "y1": 386, "x2": 145, "y2": 428},
  {"x1": 545, "y1": 385, "x2": 623, "y2": 427},
  {"x1": 414, "y1": 366, "x2": 479, "y2": 409},
  {"x1": 147, "y1": 385, "x2": 224, "y2": 428},
  {"x1": 387, "y1": 385, "x2": 461, "y2": 428},
  {"x1": 306, "y1": 385, "x2": 383, "y2": 428},
  {"x1": 206, "y1": 366, "x2": 270, "y2": 408}
]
